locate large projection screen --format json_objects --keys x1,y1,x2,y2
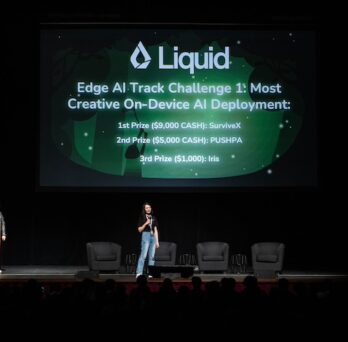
[{"x1": 40, "y1": 24, "x2": 317, "y2": 189}]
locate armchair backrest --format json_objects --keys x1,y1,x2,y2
[
  {"x1": 154, "y1": 241, "x2": 177, "y2": 265},
  {"x1": 197, "y1": 241, "x2": 229, "y2": 256},
  {"x1": 252, "y1": 242, "x2": 285, "y2": 261}
]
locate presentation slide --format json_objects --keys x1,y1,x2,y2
[{"x1": 40, "y1": 26, "x2": 317, "y2": 188}]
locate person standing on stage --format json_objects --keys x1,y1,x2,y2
[
  {"x1": 0, "y1": 211, "x2": 7, "y2": 273},
  {"x1": 135, "y1": 202, "x2": 159, "y2": 278}
]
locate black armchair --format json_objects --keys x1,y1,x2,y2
[
  {"x1": 196, "y1": 241, "x2": 229, "y2": 272},
  {"x1": 154, "y1": 241, "x2": 177, "y2": 266},
  {"x1": 251, "y1": 242, "x2": 285, "y2": 277},
  {"x1": 86, "y1": 242, "x2": 122, "y2": 272}
]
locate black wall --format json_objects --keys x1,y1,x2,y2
[
  {"x1": 2, "y1": 6, "x2": 341, "y2": 271},
  {"x1": 2, "y1": 191, "x2": 336, "y2": 271}
]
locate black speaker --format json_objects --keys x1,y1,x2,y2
[
  {"x1": 148, "y1": 265, "x2": 194, "y2": 278},
  {"x1": 75, "y1": 270, "x2": 100, "y2": 279}
]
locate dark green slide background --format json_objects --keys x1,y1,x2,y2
[{"x1": 40, "y1": 27, "x2": 316, "y2": 187}]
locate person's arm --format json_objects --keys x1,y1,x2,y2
[
  {"x1": 137, "y1": 218, "x2": 150, "y2": 233},
  {"x1": 154, "y1": 227, "x2": 159, "y2": 248},
  {"x1": 0, "y1": 212, "x2": 5, "y2": 241}
]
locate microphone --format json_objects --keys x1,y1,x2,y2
[{"x1": 146, "y1": 214, "x2": 153, "y2": 232}]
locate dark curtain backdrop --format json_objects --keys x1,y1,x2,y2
[
  {"x1": 1, "y1": 7, "x2": 341, "y2": 271},
  {"x1": 1, "y1": 192, "x2": 343, "y2": 271}
]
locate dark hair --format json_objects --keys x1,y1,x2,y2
[{"x1": 140, "y1": 202, "x2": 153, "y2": 221}]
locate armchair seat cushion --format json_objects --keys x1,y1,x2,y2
[
  {"x1": 202, "y1": 255, "x2": 224, "y2": 261},
  {"x1": 96, "y1": 254, "x2": 117, "y2": 261},
  {"x1": 155, "y1": 255, "x2": 171, "y2": 261},
  {"x1": 256, "y1": 254, "x2": 278, "y2": 263}
]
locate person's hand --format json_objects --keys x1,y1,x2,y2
[
  {"x1": 1, "y1": 235, "x2": 5, "y2": 242},
  {"x1": 156, "y1": 242, "x2": 160, "y2": 248},
  {"x1": 145, "y1": 218, "x2": 151, "y2": 226}
]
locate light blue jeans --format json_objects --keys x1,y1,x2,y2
[{"x1": 136, "y1": 232, "x2": 156, "y2": 275}]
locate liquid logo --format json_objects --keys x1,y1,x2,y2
[
  {"x1": 130, "y1": 41, "x2": 152, "y2": 69},
  {"x1": 130, "y1": 41, "x2": 230, "y2": 74}
]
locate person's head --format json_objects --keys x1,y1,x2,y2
[{"x1": 142, "y1": 202, "x2": 153, "y2": 216}]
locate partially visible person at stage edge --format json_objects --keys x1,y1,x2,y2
[
  {"x1": 135, "y1": 202, "x2": 159, "y2": 278},
  {"x1": 0, "y1": 211, "x2": 7, "y2": 273}
]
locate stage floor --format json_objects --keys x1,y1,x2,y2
[{"x1": 1, "y1": 265, "x2": 347, "y2": 283}]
